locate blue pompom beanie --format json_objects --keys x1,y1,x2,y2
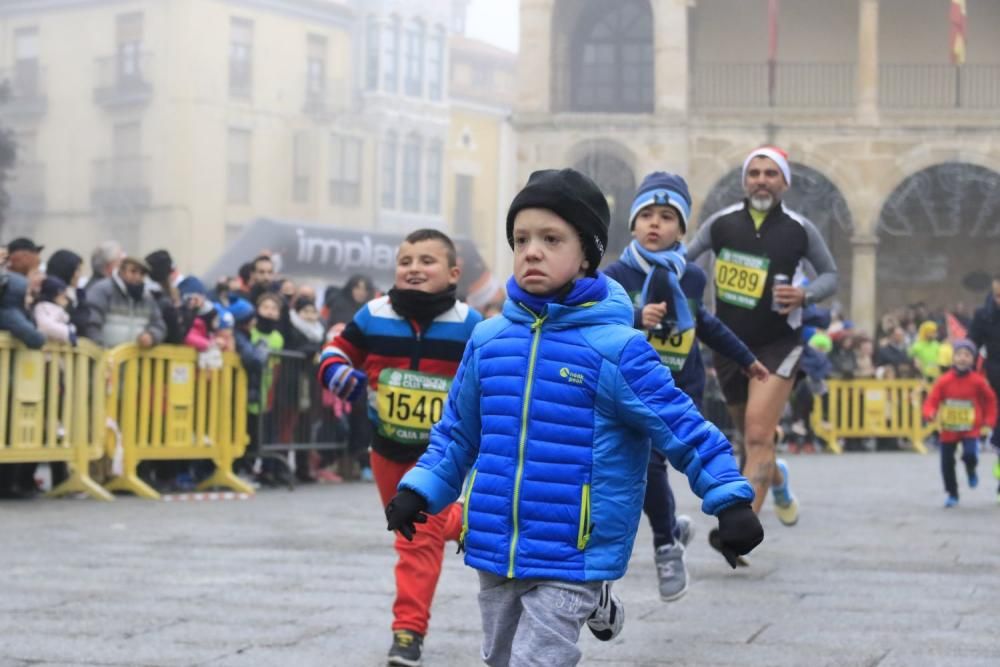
[
  {"x1": 228, "y1": 298, "x2": 255, "y2": 325},
  {"x1": 629, "y1": 172, "x2": 692, "y2": 233}
]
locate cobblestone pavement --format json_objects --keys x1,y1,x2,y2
[{"x1": 1, "y1": 451, "x2": 998, "y2": 666}]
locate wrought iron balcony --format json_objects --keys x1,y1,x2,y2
[
  {"x1": 93, "y1": 52, "x2": 153, "y2": 109},
  {"x1": 880, "y1": 64, "x2": 1000, "y2": 110},
  {"x1": 691, "y1": 62, "x2": 856, "y2": 110},
  {"x1": 0, "y1": 64, "x2": 48, "y2": 120},
  {"x1": 302, "y1": 76, "x2": 349, "y2": 118},
  {"x1": 91, "y1": 157, "x2": 151, "y2": 209}
]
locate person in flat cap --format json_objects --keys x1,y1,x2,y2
[
  {"x1": 385, "y1": 168, "x2": 762, "y2": 665},
  {"x1": 84, "y1": 256, "x2": 165, "y2": 348}
]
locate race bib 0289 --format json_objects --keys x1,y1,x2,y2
[
  {"x1": 715, "y1": 248, "x2": 770, "y2": 309},
  {"x1": 376, "y1": 368, "x2": 452, "y2": 445}
]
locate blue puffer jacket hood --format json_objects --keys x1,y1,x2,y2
[
  {"x1": 0, "y1": 272, "x2": 46, "y2": 349},
  {"x1": 401, "y1": 272, "x2": 751, "y2": 582}
]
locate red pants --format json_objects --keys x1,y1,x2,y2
[{"x1": 371, "y1": 450, "x2": 463, "y2": 636}]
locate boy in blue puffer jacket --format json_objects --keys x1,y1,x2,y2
[
  {"x1": 385, "y1": 168, "x2": 763, "y2": 666},
  {"x1": 604, "y1": 172, "x2": 769, "y2": 598}
]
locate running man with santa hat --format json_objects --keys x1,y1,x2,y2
[{"x1": 687, "y1": 147, "x2": 838, "y2": 560}]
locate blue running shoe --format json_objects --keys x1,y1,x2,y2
[
  {"x1": 944, "y1": 495, "x2": 959, "y2": 508},
  {"x1": 969, "y1": 472, "x2": 979, "y2": 488},
  {"x1": 771, "y1": 459, "x2": 799, "y2": 526}
]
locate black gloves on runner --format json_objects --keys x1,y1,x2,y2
[
  {"x1": 385, "y1": 489, "x2": 429, "y2": 541},
  {"x1": 716, "y1": 502, "x2": 764, "y2": 569}
]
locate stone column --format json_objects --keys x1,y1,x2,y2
[
  {"x1": 850, "y1": 233, "x2": 879, "y2": 333},
  {"x1": 653, "y1": 0, "x2": 689, "y2": 115},
  {"x1": 857, "y1": 0, "x2": 879, "y2": 123},
  {"x1": 516, "y1": 0, "x2": 554, "y2": 113}
]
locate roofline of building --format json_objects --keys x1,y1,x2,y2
[
  {"x1": 450, "y1": 96, "x2": 512, "y2": 119},
  {"x1": 0, "y1": 0, "x2": 355, "y2": 25},
  {"x1": 450, "y1": 35, "x2": 517, "y2": 66}
]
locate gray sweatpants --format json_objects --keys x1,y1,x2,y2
[{"x1": 477, "y1": 570, "x2": 603, "y2": 667}]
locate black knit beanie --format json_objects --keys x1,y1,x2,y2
[{"x1": 506, "y1": 169, "x2": 610, "y2": 276}]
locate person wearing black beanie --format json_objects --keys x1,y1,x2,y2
[
  {"x1": 383, "y1": 168, "x2": 762, "y2": 665},
  {"x1": 506, "y1": 168, "x2": 610, "y2": 277}
]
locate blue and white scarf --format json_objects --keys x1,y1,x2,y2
[{"x1": 618, "y1": 240, "x2": 694, "y2": 334}]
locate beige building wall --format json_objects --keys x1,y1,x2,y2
[
  {"x1": 446, "y1": 35, "x2": 516, "y2": 287},
  {"x1": 1, "y1": 0, "x2": 368, "y2": 276},
  {"x1": 693, "y1": 0, "x2": 858, "y2": 63}
]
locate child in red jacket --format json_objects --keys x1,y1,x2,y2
[{"x1": 923, "y1": 339, "x2": 998, "y2": 507}]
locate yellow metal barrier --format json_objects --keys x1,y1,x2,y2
[
  {"x1": 811, "y1": 379, "x2": 934, "y2": 455},
  {"x1": 104, "y1": 344, "x2": 253, "y2": 499},
  {"x1": 0, "y1": 333, "x2": 112, "y2": 500}
]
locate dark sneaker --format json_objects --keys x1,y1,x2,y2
[
  {"x1": 387, "y1": 630, "x2": 423, "y2": 666},
  {"x1": 586, "y1": 581, "x2": 624, "y2": 641}
]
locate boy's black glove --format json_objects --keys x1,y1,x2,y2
[
  {"x1": 716, "y1": 503, "x2": 764, "y2": 569},
  {"x1": 385, "y1": 489, "x2": 429, "y2": 541}
]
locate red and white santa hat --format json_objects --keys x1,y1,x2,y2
[{"x1": 742, "y1": 146, "x2": 791, "y2": 186}]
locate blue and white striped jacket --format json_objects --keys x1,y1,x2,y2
[{"x1": 400, "y1": 274, "x2": 753, "y2": 582}]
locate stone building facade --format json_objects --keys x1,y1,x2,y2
[{"x1": 515, "y1": 0, "x2": 1000, "y2": 332}]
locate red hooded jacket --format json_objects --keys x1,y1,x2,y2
[{"x1": 923, "y1": 369, "x2": 998, "y2": 443}]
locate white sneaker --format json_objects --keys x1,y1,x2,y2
[{"x1": 587, "y1": 581, "x2": 624, "y2": 641}]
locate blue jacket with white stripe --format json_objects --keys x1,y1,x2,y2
[{"x1": 399, "y1": 273, "x2": 753, "y2": 582}]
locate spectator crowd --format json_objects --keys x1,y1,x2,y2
[
  {"x1": 0, "y1": 236, "x2": 387, "y2": 497},
  {"x1": 1, "y1": 234, "x2": 996, "y2": 496}
]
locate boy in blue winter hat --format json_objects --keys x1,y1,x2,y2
[
  {"x1": 604, "y1": 171, "x2": 769, "y2": 596},
  {"x1": 384, "y1": 168, "x2": 763, "y2": 665}
]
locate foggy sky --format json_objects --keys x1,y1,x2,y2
[{"x1": 466, "y1": 0, "x2": 519, "y2": 52}]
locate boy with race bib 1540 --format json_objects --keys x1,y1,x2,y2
[{"x1": 318, "y1": 229, "x2": 482, "y2": 667}]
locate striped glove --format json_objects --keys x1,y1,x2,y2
[{"x1": 326, "y1": 364, "x2": 367, "y2": 402}]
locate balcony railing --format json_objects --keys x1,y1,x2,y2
[
  {"x1": 8, "y1": 162, "x2": 46, "y2": 213},
  {"x1": 692, "y1": 63, "x2": 856, "y2": 110},
  {"x1": 0, "y1": 63, "x2": 48, "y2": 119},
  {"x1": 302, "y1": 76, "x2": 349, "y2": 117},
  {"x1": 93, "y1": 52, "x2": 153, "y2": 109},
  {"x1": 880, "y1": 64, "x2": 1000, "y2": 110},
  {"x1": 91, "y1": 156, "x2": 151, "y2": 209}
]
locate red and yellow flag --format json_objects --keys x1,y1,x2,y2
[{"x1": 950, "y1": 0, "x2": 967, "y2": 65}]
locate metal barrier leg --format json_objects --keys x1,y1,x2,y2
[
  {"x1": 47, "y1": 427, "x2": 114, "y2": 501},
  {"x1": 810, "y1": 394, "x2": 841, "y2": 454},
  {"x1": 104, "y1": 472, "x2": 161, "y2": 500},
  {"x1": 196, "y1": 466, "x2": 256, "y2": 494},
  {"x1": 48, "y1": 467, "x2": 114, "y2": 501}
]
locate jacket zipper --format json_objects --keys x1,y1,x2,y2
[
  {"x1": 459, "y1": 469, "x2": 478, "y2": 550},
  {"x1": 577, "y1": 483, "x2": 592, "y2": 550},
  {"x1": 508, "y1": 308, "x2": 546, "y2": 578}
]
